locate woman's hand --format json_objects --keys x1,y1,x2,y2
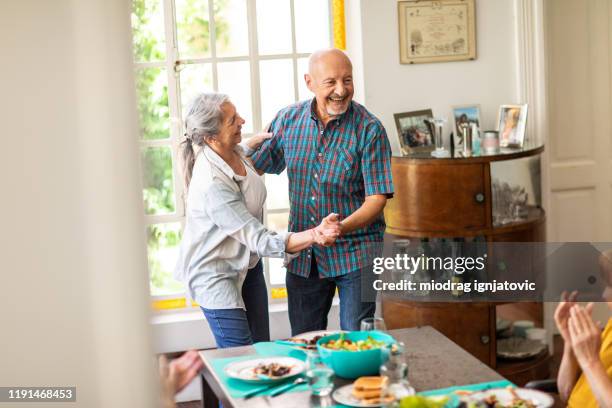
[
  {"x1": 245, "y1": 132, "x2": 273, "y2": 151},
  {"x1": 313, "y1": 213, "x2": 341, "y2": 247},
  {"x1": 568, "y1": 303, "x2": 602, "y2": 371},
  {"x1": 555, "y1": 290, "x2": 578, "y2": 344}
]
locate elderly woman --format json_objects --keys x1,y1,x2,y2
[
  {"x1": 554, "y1": 250, "x2": 612, "y2": 407},
  {"x1": 174, "y1": 93, "x2": 341, "y2": 348}
]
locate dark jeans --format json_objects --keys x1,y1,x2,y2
[
  {"x1": 286, "y1": 257, "x2": 376, "y2": 336},
  {"x1": 201, "y1": 260, "x2": 270, "y2": 348}
]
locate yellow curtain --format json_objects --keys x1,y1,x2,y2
[{"x1": 332, "y1": 0, "x2": 346, "y2": 50}]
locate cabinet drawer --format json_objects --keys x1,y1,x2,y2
[{"x1": 386, "y1": 161, "x2": 488, "y2": 233}]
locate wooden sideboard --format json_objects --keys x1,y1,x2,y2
[{"x1": 382, "y1": 145, "x2": 548, "y2": 384}]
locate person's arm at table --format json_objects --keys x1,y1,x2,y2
[
  {"x1": 554, "y1": 291, "x2": 582, "y2": 402},
  {"x1": 569, "y1": 304, "x2": 612, "y2": 408},
  {"x1": 558, "y1": 341, "x2": 581, "y2": 402}
]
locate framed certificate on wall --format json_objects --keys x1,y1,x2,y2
[{"x1": 398, "y1": 0, "x2": 477, "y2": 64}]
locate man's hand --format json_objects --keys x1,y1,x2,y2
[
  {"x1": 313, "y1": 213, "x2": 341, "y2": 246},
  {"x1": 568, "y1": 304, "x2": 602, "y2": 370},
  {"x1": 245, "y1": 132, "x2": 273, "y2": 151},
  {"x1": 555, "y1": 290, "x2": 578, "y2": 344}
]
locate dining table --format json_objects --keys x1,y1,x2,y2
[{"x1": 198, "y1": 326, "x2": 506, "y2": 408}]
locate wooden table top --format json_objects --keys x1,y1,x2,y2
[{"x1": 198, "y1": 326, "x2": 504, "y2": 408}]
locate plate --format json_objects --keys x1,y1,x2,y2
[
  {"x1": 224, "y1": 357, "x2": 305, "y2": 384},
  {"x1": 468, "y1": 387, "x2": 554, "y2": 408},
  {"x1": 497, "y1": 337, "x2": 546, "y2": 359},
  {"x1": 285, "y1": 330, "x2": 345, "y2": 350},
  {"x1": 332, "y1": 384, "x2": 383, "y2": 407}
]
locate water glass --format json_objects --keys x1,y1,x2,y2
[
  {"x1": 305, "y1": 351, "x2": 334, "y2": 397},
  {"x1": 360, "y1": 317, "x2": 387, "y2": 332}
]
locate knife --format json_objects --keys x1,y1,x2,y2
[
  {"x1": 270, "y1": 377, "x2": 307, "y2": 397},
  {"x1": 243, "y1": 379, "x2": 291, "y2": 400},
  {"x1": 243, "y1": 377, "x2": 305, "y2": 399}
]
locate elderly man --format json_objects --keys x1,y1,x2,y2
[{"x1": 250, "y1": 48, "x2": 394, "y2": 334}]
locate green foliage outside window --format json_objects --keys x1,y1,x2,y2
[{"x1": 131, "y1": 0, "x2": 230, "y2": 296}]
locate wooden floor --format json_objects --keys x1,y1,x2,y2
[{"x1": 177, "y1": 335, "x2": 565, "y2": 408}]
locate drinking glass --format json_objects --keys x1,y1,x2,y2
[
  {"x1": 305, "y1": 351, "x2": 334, "y2": 396},
  {"x1": 360, "y1": 317, "x2": 387, "y2": 332},
  {"x1": 380, "y1": 342, "x2": 415, "y2": 408}
]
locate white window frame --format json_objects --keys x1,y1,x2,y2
[{"x1": 135, "y1": 0, "x2": 333, "y2": 309}]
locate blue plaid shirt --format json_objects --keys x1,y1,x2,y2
[{"x1": 252, "y1": 99, "x2": 394, "y2": 278}]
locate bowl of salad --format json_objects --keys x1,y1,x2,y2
[{"x1": 316, "y1": 331, "x2": 396, "y2": 379}]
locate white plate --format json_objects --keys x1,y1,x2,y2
[
  {"x1": 468, "y1": 388, "x2": 554, "y2": 408},
  {"x1": 224, "y1": 357, "x2": 305, "y2": 384},
  {"x1": 497, "y1": 337, "x2": 546, "y2": 359},
  {"x1": 332, "y1": 384, "x2": 382, "y2": 408},
  {"x1": 287, "y1": 330, "x2": 345, "y2": 349}
]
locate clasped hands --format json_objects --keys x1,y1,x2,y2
[
  {"x1": 554, "y1": 291, "x2": 603, "y2": 370},
  {"x1": 246, "y1": 132, "x2": 344, "y2": 247},
  {"x1": 312, "y1": 213, "x2": 342, "y2": 247}
]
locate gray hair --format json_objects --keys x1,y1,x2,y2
[{"x1": 181, "y1": 92, "x2": 230, "y2": 187}]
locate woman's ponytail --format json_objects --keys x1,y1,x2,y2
[{"x1": 181, "y1": 136, "x2": 196, "y2": 188}]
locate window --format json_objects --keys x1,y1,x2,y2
[{"x1": 131, "y1": 0, "x2": 334, "y2": 310}]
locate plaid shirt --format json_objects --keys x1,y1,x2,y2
[{"x1": 251, "y1": 99, "x2": 394, "y2": 278}]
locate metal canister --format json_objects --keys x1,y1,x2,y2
[{"x1": 482, "y1": 130, "x2": 500, "y2": 154}]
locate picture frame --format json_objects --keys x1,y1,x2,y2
[
  {"x1": 398, "y1": 0, "x2": 477, "y2": 64},
  {"x1": 451, "y1": 104, "x2": 481, "y2": 150},
  {"x1": 393, "y1": 109, "x2": 434, "y2": 155},
  {"x1": 497, "y1": 104, "x2": 528, "y2": 148}
]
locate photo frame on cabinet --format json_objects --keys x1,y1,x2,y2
[
  {"x1": 451, "y1": 104, "x2": 481, "y2": 150},
  {"x1": 497, "y1": 104, "x2": 528, "y2": 148},
  {"x1": 393, "y1": 109, "x2": 434, "y2": 155}
]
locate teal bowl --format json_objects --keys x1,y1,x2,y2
[{"x1": 316, "y1": 331, "x2": 395, "y2": 379}]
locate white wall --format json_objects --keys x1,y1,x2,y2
[
  {"x1": 352, "y1": 0, "x2": 521, "y2": 154},
  {"x1": 0, "y1": 1, "x2": 156, "y2": 407}
]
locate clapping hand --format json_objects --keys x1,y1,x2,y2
[
  {"x1": 313, "y1": 213, "x2": 342, "y2": 247},
  {"x1": 568, "y1": 303, "x2": 602, "y2": 370},
  {"x1": 554, "y1": 290, "x2": 579, "y2": 344}
]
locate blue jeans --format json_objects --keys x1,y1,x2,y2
[
  {"x1": 201, "y1": 260, "x2": 270, "y2": 348},
  {"x1": 286, "y1": 257, "x2": 376, "y2": 336}
]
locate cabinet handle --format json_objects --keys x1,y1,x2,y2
[
  {"x1": 480, "y1": 335, "x2": 490, "y2": 344},
  {"x1": 474, "y1": 193, "x2": 485, "y2": 203}
]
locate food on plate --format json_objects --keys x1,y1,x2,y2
[
  {"x1": 351, "y1": 376, "x2": 393, "y2": 405},
  {"x1": 457, "y1": 387, "x2": 537, "y2": 408},
  {"x1": 253, "y1": 363, "x2": 292, "y2": 378},
  {"x1": 399, "y1": 395, "x2": 449, "y2": 408},
  {"x1": 287, "y1": 334, "x2": 326, "y2": 349},
  {"x1": 322, "y1": 334, "x2": 386, "y2": 351}
]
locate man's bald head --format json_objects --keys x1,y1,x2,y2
[
  {"x1": 305, "y1": 48, "x2": 354, "y2": 119},
  {"x1": 308, "y1": 48, "x2": 353, "y2": 75}
]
